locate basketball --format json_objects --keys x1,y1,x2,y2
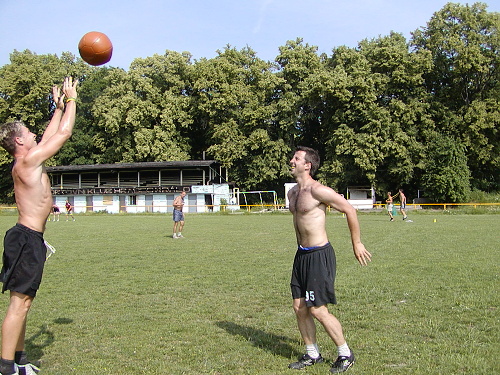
[{"x1": 78, "y1": 31, "x2": 113, "y2": 66}]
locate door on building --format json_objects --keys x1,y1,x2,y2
[
  {"x1": 145, "y1": 195, "x2": 153, "y2": 212},
  {"x1": 205, "y1": 194, "x2": 213, "y2": 212},
  {"x1": 119, "y1": 196, "x2": 126, "y2": 213},
  {"x1": 86, "y1": 196, "x2": 93, "y2": 212}
]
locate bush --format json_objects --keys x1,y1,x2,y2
[{"x1": 469, "y1": 189, "x2": 500, "y2": 203}]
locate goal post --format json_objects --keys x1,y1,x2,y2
[{"x1": 238, "y1": 190, "x2": 278, "y2": 210}]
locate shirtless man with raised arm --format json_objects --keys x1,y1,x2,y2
[
  {"x1": 172, "y1": 191, "x2": 186, "y2": 239},
  {"x1": 287, "y1": 146, "x2": 371, "y2": 374},
  {"x1": 0, "y1": 77, "x2": 78, "y2": 375}
]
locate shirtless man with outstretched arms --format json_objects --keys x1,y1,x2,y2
[
  {"x1": 0, "y1": 77, "x2": 78, "y2": 375},
  {"x1": 287, "y1": 146, "x2": 371, "y2": 374}
]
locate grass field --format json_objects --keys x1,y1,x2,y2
[{"x1": 0, "y1": 211, "x2": 498, "y2": 374}]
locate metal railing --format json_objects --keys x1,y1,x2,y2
[{"x1": 0, "y1": 202, "x2": 499, "y2": 213}]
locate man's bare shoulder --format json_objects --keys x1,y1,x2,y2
[
  {"x1": 310, "y1": 181, "x2": 340, "y2": 204},
  {"x1": 309, "y1": 180, "x2": 332, "y2": 194}
]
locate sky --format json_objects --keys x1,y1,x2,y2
[{"x1": 1, "y1": 0, "x2": 499, "y2": 70}]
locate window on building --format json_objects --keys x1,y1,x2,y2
[{"x1": 128, "y1": 195, "x2": 137, "y2": 206}]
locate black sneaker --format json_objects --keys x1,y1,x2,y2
[
  {"x1": 330, "y1": 351, "x2": 355, "y2": 373},
  {"x1": 0, "y1": 366, "x2": 19, "y2": 375},
  {"x1": 288, "y1": 354, "x2": 324, "y2": 369}
]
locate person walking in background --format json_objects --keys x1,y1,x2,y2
[
  {"x1": 172, "y1": 191, "x2": 186, "y2": 239},
  {"x1": 0, "y1": 77, "x2": 78, "y2": 375},
  {"x1": 65, "y1": 200, "x2": 75, "y2": 221},
  {"x1": 399, "y1": 189, "x2": 408, "y2": 220},
  {"x1": 287, "y1": 146, "x2": 371, "y2": 373},
  {"x1": 386, "y1": 192, "x2": 394, "y2": 222}
]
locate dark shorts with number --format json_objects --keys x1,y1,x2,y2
[
  {"x1": 290, "y1": 242, "x2": 337, "y2": 306},
  {"x1": 0, "y1": 224, "x2": 46, "y2": 297}
]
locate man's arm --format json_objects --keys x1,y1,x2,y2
[
  {"x1": 27, "y1": 77, "x2": 78, "y2": 165},
  {"x1": 313, "y1": 184, "x2": 372, "y2": 266},
  {"x1": 39, "y1": 84, "x2": 65, "y2": 144}
]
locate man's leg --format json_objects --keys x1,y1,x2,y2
[
  {"x1": 177, "y1": 221, "x2": 185, "y2": 237},
  {"x1": 388, "y1": 210, "x2": 394, "y2": 221},
  {"x1": 172, "y1": 221, "x2": 178, "y2": 238},
  {"x1": 293, "y1": 298, "x2": 317, "y2": 345},
  {"x1": 1, "y1": 292, "x2": 33, "y2": 374},
  {"x1": 309, "y1": 305, "x2": 345, "y2": 346},
  {"x1": 289, "y1": 298, "x2": 324, "y2": 369},
  {"x1": 310, "y1": 305, "x2": 356, "y2": 373}
]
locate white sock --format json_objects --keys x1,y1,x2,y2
[
  {"x1": 337, "y1": 342, "x2": 351, "y2": 357},
  {"x1": 178, "y1": 232, "x2": 182, "y2": 236},
  {"x1": 306, "y1": 344, "x2": 320, "y2": 359}
]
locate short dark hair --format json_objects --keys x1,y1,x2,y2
[
  {"x1": 296, "y1": 146, "x2": 320, "y2": 176},
  {"x1": 0, "y1": 121, "x2": 24, "y2": 156}
]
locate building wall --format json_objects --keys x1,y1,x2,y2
[
  {"x1": 55, "y1": 193, "x2": 216, "y2": 214},
  {"x1": 51, "y1": 175, "x2": 233, "y2": 214},
  {"x1": 93, "y1": 195, "x2": 121, "y2": 213}
]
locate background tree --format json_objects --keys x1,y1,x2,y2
[
  {"x1": 312, "y1": 34, "x2": 432, "y2": 198},
  {"x1": 0, "y1": 50, "x2": 66, "y2": 130},
  {"x1": 0, "y1": 2, "x2": 498, "y2": 203},
  {"x1": 91, "y1": 51, "x2": 193, "y2": 163},
  {"x1": 192, "y1": 46, "x2": 290, "y2": 190},
  {"x1": 421, "y1": 133, "x2": 471, "y2": 202},
  {"x1": 275, "y1": 38, "x2": 324, "y2": 151},
  {"x1": 412, "y1": 2, "x2": 500, "y2": 192},
  {"x1": 0, "y1": 50, "x2": 72, "y2": 201}
]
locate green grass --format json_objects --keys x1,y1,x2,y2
[{"x1": 0, "y1": 212, "x2": 498, "y2": 374}]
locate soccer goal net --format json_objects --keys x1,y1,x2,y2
[{"x1": 238, "y1": 190, "x2": 279, "y2": 210}]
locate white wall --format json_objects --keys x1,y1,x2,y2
[
  {"x1": 92, "y1": 195, "x2": 120, "y2": 213},
  {"x1": 284, "y1": 183, "x2": 297, "y2": 208},
  {"x1": 74, "y1": 196, "x2": 87, "y2": 213}
]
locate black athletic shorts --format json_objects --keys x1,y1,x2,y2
[
  {"x1": 0, "y1": 223, "x2": 46, "y2": 297},
  {"x1": 290, "y1": 242, "x2": 337, "y2": 306}
]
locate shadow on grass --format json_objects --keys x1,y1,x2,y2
[
  {"x1": 216, "y1": 321, "x2": 300, "y2": 359},
  {"x1": 25, "y1": 318, "x2": 73, "y2": 362}
]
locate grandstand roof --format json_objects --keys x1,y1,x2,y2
[{"x1": 46, "y1": 160, "x2": 219, "y2": 173}]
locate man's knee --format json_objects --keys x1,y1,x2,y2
[
  {"x1": 8, "y1": 292, "x2": 33, "y2": 316},
  {"x1": 292, "y1": 298, "x2": 308, "y2": 316},
  {"x1": 309, "y1": 305, "x2": 331, "y2": 321}
]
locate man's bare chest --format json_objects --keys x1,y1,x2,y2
[{"x1": 289, "y1": 189, "x2": 320, "y2": 214}]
